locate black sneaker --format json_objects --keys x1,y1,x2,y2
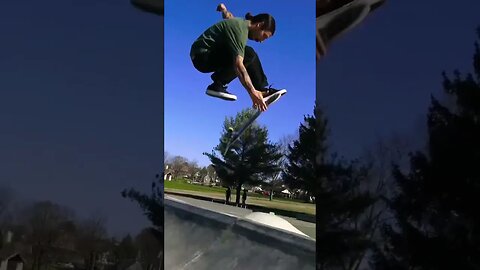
[
  {"x1": 260, "y1": 85, "x2": 287, "y2": 102},
  {"x1": 206, "y1": 82, "x2": 237, "y2": 101}
]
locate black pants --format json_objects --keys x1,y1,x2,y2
[{"x1": 191, "y1": 45, "x2": 268, "y2": 89}]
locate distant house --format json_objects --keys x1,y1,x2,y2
[
  {"x1": 201, "y1": 174, "x2": 214, "y2": 185},
  {"x1": 0, "y1": 231, "x2": 24, "y2": 270},
  {"x1": 163, "y1": 165, "x2": 173, "y2": 181},
  {"x1": 0, "y1": 245, "x2": 25, "y2": 270},
  {"x1": 281, "y1": 189, "x2": 292, "y2": 198}
]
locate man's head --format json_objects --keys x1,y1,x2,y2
[{"x1": 245, "y1": 12, "x2": 276, "y2": 43}]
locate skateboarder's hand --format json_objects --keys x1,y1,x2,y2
[
  {"x1": 250, "y1": 90, "x2": 267, "y2": 111},
  {"x1": 216, "y1": 3, "x2": 227, "y2": 12},
  {"x1": 217, "y1": 3, "x2": 233, "y2": 19}
]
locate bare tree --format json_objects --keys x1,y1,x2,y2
[
  {"x1": 21, "y1": 201, "x2": 75, "y2": 270},
  {"x1": 197, "y1": 167, "x2": 209, "y2": 183},
  {"x1": 185, "y1": 160, "x2": 200, "y2": 180},
  {"x1": 278, "y1": 134, "x2": 296, "y2": 164},
  {"x1": 75, "y1": 213, "x2": 108, "y2": 270},
  {"x1": 265, "y1": 134, "x2": 296, "y2": 200},
  {"x1": 111, "y1": 234, "x2": 137, "y2": 269},
  {"x1": 166, "y1": 156, "x2": 190, "y2": 179},
  {"x1": 135, "y1": 228, "x2": 161, "y2": 270},
  {"x1": 347, "y1": 134, "x2": 413, "y2": 270},
  {"x1": 206, "y1": 165, "x2": 216, "y2": 183},
  {"x1": 0, "y1": 186, "x2": 15, "y2": 237},
  {"x1": 164, "y1": 151, "x2": 171, "y2": 164}
]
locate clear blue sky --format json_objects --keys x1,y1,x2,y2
[{"x1": 164, "y1": 0, "x2": 316, "y2": 167}]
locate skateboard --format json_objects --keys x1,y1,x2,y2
[{"x1": 223, "y1": 90, "x2": 286, "y2": 156}]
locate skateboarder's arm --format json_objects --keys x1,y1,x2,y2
[
  {"x1": 234, "y1": 55, "x2": 255, "y2": 94},
  {"x1": 235, "y1": 55, "x2": 268, "y2": 111},
  {"x1": 217, "y1": 3, "x2": 233, "y2": 19}
]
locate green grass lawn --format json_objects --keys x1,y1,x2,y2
[
  {"x1": 164, "y1": 179, "x2": 316, "y2": 215},
  {"x1": 164, "y1": 179, "x2": 226, "y2": 193}
]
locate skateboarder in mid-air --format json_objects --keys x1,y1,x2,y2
[{"x1": 190, "y1": 3, "x2": 286, "y2": 112}]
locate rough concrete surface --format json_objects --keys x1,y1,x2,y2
[{"x1": 164, "y1": 196, "x2": 316, "y2": 270}]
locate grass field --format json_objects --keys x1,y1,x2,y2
[
  {"x1": 164, "y1": 179, "x2": 316, "y2": 215},
  {"x1": 164, "y1": 179, "x2": 226, "y2": 193}
]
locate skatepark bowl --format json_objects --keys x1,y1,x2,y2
[{"x1": 165, "y1": 196, "x2": 316, "y2": 270}]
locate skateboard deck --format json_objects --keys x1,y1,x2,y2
[{"x1": 223, "y1": 90, "x2": 286, "y2": 156}]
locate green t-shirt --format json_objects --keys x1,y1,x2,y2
[{"x1": 190, "y1": 18, "x2": 248, "y2": 59}]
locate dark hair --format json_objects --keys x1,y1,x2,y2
[{"x1": 245, "y1": 12, "x2": 276, "y2": 35}]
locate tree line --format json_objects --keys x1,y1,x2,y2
[
  {"x1": 0, "y1": 189, "x2": 161, "y2": 270},
  {"x1": 312, "y1": 27, "x2": 480, "y2": 270},
  {"x1": 162, "y1": 154, "x2": 216, "y2": 183}
]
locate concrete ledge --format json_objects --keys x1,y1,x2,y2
[
  {"x1": 164, "y1": 197, "x2": 315, "y2": 258},
  {"x1": 164, "y1": 190, "x2": 316, "y2": 223},
  {"x1": 164, "y1": 197, "x2": 237, "y2": 228},
  {"x1": 234, "y1": 219, "x2": 315, "y2": 254}
]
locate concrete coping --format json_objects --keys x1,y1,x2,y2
[{"x1": 164, "y1": 197, "x2": 316, "y2": 255}]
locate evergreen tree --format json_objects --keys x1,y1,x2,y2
[
  {"x1": 284, "y1": 107, "x2": 375, "y2": 269},
  {"x1": 121, "y1": 174, "x2": 164, "y2": 269},
  {"x1": 204, "y1": 108, "x2": 282, "y2": 206},
  {"x1": 286, "y1": 107, "x2": 374, "y2": 270},
  {"x1": 372, "y1": 28, "x2": 480, "y2": 270},
  {"x1": 284, "y1": 111, "x2": 320, "y2": 200}
]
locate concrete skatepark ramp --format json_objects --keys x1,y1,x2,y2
[{"x1": 165, "y1": 196, "x2": 316, "y2": 270}]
